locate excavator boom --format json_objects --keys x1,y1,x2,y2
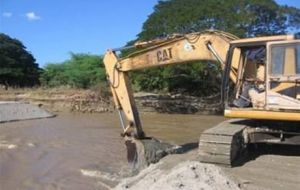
[{"x1": 104, "y1": 31, "x2": 238, "y2": 138}]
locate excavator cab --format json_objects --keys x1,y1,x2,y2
[{"x1": 224, "y1": 38, "x2": 300, "y2": 120}]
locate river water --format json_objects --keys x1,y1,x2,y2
[{"x1": 0, "y1": 112, "x2": 224, "y2": 190}]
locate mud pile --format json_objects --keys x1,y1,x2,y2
[{"x1": 115, "y1": 160, "x2": 240, "y2": 190}]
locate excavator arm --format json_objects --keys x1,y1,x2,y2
[{"x1": 103, "y1": 31, "x2": 239, "y2": 138}]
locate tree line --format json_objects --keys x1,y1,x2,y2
[
  {"x1": 0, "y1": 0, "x2": 299, "y2": 95},
  {"x1": 0, "y1": 33, "x2": 107, "y2": 89}
]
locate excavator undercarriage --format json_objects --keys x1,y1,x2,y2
[
  {"x1": 199, "y1": 119, "x2": 300, "y2": 166},
  {"x1": 199, "y1": 119, "x2": 247, "y2": 166}
]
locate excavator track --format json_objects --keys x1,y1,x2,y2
[{"x1": 199, "y1": 119, "x2": 248, "y2": 166}]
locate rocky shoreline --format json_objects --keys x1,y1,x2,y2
[
  {"x1": 135, "y1": 92, "x2": 222, "y2": 115},
  {"x1": 0, "y1": 89, "x2": 222, "y2": 115}
]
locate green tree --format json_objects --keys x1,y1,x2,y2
[
  {"x1": 41, "y1": 53, "x2": 106, "y2": 89},
  {"x1": 139, "y1": 0, "x2": 300, "y2": 40},
  {"x1": 129, "y1": 0, "x2": 300, "y2": 96},
  {"x1": 0, "y1": 33, "x2": 40, "y2": 88},
  {"x1": 40, "y1": 63, "x2": 68, "y2": 87}
]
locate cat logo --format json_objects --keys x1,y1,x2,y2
[{"x1": 157, "y1": 48, "x2": 173, "y2": 62}]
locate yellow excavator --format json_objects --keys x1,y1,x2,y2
[{"x1": 103, "y1": 30, "x2": 300, "y2": 166}]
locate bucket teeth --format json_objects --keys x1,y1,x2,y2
[{"x1": 124, "y1": 137, "x2": 181, "y2": 171}]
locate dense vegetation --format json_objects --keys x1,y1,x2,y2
[
  {"x1": 0, "y1": 33, "x2": 40, "y2": 88},
  {"x1": 40, "y1": 53, "x2": 106, "y2": 89},
  {"x1": 128, "y1": 0, "x2": 300, "y2": 96}
]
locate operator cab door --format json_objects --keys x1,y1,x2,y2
[{"x1": 266, "y1": 40, "x2": 300, "y2": 111}]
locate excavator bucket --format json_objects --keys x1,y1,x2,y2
[{"x1": 124, "y1": 136, "x2": 181, "y2": 171}]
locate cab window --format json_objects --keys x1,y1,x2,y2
[{"x1": 270, "y1": 43, "x2": 300, "y2": 75}]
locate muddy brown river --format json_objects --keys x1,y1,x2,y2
[{"x1": 0, "y1": 112, "x2": 224, "y2": 190}]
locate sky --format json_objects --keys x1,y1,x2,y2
[{"x1": 0, "y1": 0, "x2": 299, "y2": 67}]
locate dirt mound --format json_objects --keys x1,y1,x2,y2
[{"x1": 114, "y1": 160, "x2": 240, "y2": 190}]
